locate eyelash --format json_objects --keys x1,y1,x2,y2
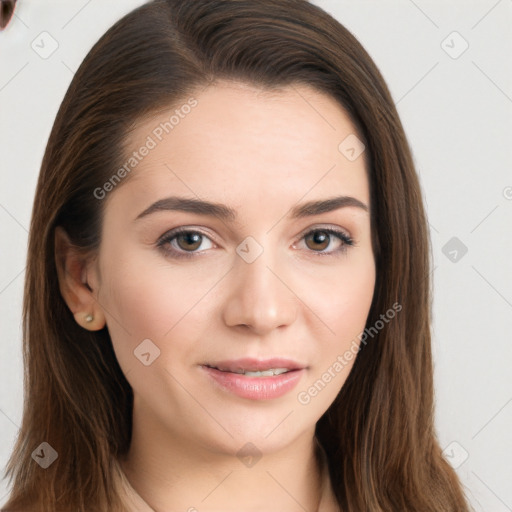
[{"x1": 156, "y1": 226, "x2": 355, "y2": 260}]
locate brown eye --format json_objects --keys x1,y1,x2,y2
[
  {"x1": 0, "y1": 0, "x2": 17, "y2": 31},
  {"x1": 299, "y1": 228, "x2": 353, "y2": 255},
  {"x1": 304, "y1": 230, "x2": 331, "y2": 251},
  {"x1": 157, "y1": 228, "x2": 215, "y2": 259},
  {"x1": 175, "y1": 232, "x2": 203, "y2": 251}
]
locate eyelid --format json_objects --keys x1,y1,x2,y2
[{"x1": 296, "y1": 223, "x2": 352, "y2": 242}]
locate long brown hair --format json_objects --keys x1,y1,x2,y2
[{"x1": 3, "y1": 0, "x2": 471, "y2": 510}]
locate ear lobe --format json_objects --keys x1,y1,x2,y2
[{"x1": 54, "y1": 226, "x2": 106, "y2": 331}]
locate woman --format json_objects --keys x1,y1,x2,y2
[{"x1": 2, "y1": 0, "x2": 472, "y2": 510}]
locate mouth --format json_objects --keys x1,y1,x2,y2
[
  {"x1": 200, "y1": 357, "x2": 306, "y2": 400},
  {"x1": 202, "y1": 357, "x2": 305, "y2": 376}
]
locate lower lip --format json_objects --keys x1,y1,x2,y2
[{"x1": 201, "y1": 366, "x2": 305, "y2": 400}]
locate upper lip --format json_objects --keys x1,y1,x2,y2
[{"x1": 203, "y1": 357, "x2": 306, "y2": 373}]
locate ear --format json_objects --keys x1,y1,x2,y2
[{"x1": 54, "y1": 226, "x2": 106, "y2": 331}]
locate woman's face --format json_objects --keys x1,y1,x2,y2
[{"x1": 90, "y1": 82, "x2": 375, "y2": 454}]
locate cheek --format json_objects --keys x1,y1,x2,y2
[
  {"x1": 96, "y1": 247, "x2": 223, "y2": 368},
  {"x1": 295, "y1": 259, "x2": 375, "y2": 412},
  {"x1": 332, "y1": 268, "x2": 375, "y2": 338},
  {"x1": 302, "y1": 256, "x2": 376, "y2": 347}
]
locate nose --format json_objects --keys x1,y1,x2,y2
[{"x1": 221, "y1": 247, "x2": 298, "y2": 336}]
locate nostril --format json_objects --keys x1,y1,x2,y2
[{"x1": 0, "y1": 0, "x2": 17, "y2": 31}]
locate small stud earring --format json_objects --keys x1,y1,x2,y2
[{"x1": 85, "y1": 314, "x2": 94, "y2": 323}]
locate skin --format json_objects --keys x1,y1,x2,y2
[{"x1": 56, "y1": 81, "x2": 376, "y2": 511}]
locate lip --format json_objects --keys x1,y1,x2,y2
[{"x1": 200, "y1": 357, "x2": 307, "y2": 400}]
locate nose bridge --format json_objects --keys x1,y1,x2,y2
[{"x1": 222, "y1": 238, "x2": 297, "y2": 333}]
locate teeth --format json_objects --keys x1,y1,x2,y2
[
  {"x1": 209, "y1": 366, "x2": 292, "y2": 376},
  {"x1": 242, "y1": 368, "x2": 290, "y2": 377}
]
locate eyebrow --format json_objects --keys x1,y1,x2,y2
[{"x1": 134, "y1": 195, "x2": 369, "y2": 222}]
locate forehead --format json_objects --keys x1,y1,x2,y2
[{"x1": 112, "y1": 81, "x2": 370, "y2": 215}]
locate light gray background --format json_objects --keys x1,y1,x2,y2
[{"x1": 1, "y1": 1, "x2": 511, "y2": 510}]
